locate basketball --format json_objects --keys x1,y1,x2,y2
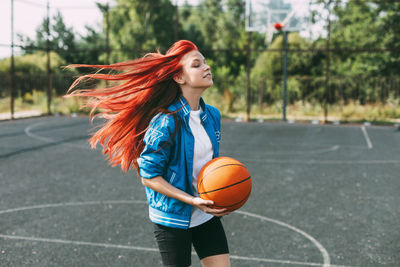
[{"x1": 197, "y1": 157, "x2": 252, "y2": 212}]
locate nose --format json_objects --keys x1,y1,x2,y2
[{"x1": 204, "y1": 64, "x2": 210, "y2": 71}]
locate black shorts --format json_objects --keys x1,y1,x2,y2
[{"x1": 153, "y1": 216, "x2": 229, "y2": 267}]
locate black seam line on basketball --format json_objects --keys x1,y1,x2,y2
[
  {"x1": 212, "y1": 192, "x2": 251, "y2": 208},
  {"x1": 198, "y1": 176, "x2": 251, "y2": 195},
  {"x1": 198, "y1": 163, "x2": 245, "y2": 187}
]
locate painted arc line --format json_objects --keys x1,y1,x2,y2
[
  {"x1": 222, "y1": 145, "x2": 340, "y2": 155},
  {"x1": 243, "y1": 159, "x2": 400, "y2": 164},
  {"x1": 0, "y1": 200, "x2": 340, "y2": 267},
  {"x1": 0, "y1": 200, "x2": 147, "y2": 215},
  {"x1": 237, "y1": 210, "x2": 331, "y2": 267},
  {"x1": 251, "y1": 145, "x2": 340, "y2": 155},
  {"x1": 25, "y1": 122, "x2": 54, "y2": 143},
  {"x1": 25, "y1": 121, "x2": 341, "y2": 156},
  {"x1": 361, "y1": 126, "x2": 373, "y2": 149},
  {"x1": 230, "y1": 254, "x2": 355, "y2": 267},
  {"x1": 0, "y1": 234, "x2": 354, "y2": 267},
  {"x1": 222, "y1": 142, "x2": 344, "y2": 148},
  {"x1": 0, "y1": 234, "x2": 158, "y2": 253},
  {"x1": 25, "y1": 122, "x2": 90, "y2": 150}
]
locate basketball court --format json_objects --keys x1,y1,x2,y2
[{"x1": 0, "y1": 116, "x2": 399, "y2": 266}]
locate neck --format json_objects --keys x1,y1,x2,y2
[{"x1": 181, "y1": 88, "x2": 205, "y2": 111}]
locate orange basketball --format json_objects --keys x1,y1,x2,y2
[{"x1": 197, "y1": 157, "x2": 251, "y2": 212}]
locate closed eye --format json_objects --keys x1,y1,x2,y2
[{"x1": 192, "y1": 60, "x2": 201, "y2": 68}]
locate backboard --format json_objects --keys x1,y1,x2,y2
[{"x1": 245, "y1": 0, "x2": 309, "y2": 44}]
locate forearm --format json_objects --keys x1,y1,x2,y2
[
  {"x1": 141, "y1": 176, "x2": 229, "y2": 216},
  {"x1": 141, "y1": 176, "x2": 194, "y2": 205}
]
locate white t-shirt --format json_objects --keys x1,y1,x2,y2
[{"x1": 189, "y1": 108, "x2": 214, "y2": 227}]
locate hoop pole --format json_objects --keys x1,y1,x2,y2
[{"x1": 282, "y1": 31, "x2": 288, "y2": 122}]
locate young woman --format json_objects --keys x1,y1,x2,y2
[{"x1": 67, "y1": 40, "x2": 231, "y2": 267}]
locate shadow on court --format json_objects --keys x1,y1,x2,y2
[{"x1": 0, "y1": 116, "x2": 399, "y2": 267}]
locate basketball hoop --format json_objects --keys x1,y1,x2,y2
[
  {"x1": 245, "y1": 0, "x2": 310, "y2": 121},
  {"x1": 246, "y1": 0, "x2": 307, "y2": 45},
  {"x1": 274, "y1": 22, "x2": 284, "y2": 31}
]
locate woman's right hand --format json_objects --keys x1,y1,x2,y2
[
  {"x1": 141, "y1": 176, "x2": 230, "y2": 216},
  {"x1": 191, "y1": 197, "x2": 230, "y2": 217}
]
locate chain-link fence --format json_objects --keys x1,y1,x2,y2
[
  {"x1": 1, "y1": 0, "x2": 400, "y2": 123},
  {"x1": 1, "y1": 48, "x2": 400, "y2": 122}
]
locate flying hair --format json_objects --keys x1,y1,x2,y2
[{"x1": 65, "y1": 40, "x2": 198, "y2": 173}]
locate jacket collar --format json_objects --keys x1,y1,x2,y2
[{"x1": 171, "y1": 95, "x2": 208, "y2": 128}]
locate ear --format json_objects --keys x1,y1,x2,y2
[{"x1": 173, "y1": 74, "x2": 185, "y2": 85}]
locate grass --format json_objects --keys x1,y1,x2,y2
[
  {"x1": 0, "y1": 90, "x2": 89, "y2": 116},
  {"x1": 1, "y1": 91, "x2": 399, "y2": 125},
  {"x1": 207, "y1": 95, "x2": 400, "y2": 124}
]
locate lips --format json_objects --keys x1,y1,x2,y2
[{"x1": 203, "y1": 73, "x2": 212, "y2": 78}]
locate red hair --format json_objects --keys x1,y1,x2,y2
[{"x1": 66, "y1": 40, "x2": 198, "y2": 173}]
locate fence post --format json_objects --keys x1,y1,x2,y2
[
  {"x1": 258, "y1": 76, "x2": 264, "y2": 113},
  {"x1": 10, "y1": 0, "x2": 15, "y2": 120},
  {"x1": 246, "y1": 31, "x2": 252, "y2": 122},
  {"x1": 323, "y1": 0, "x2": 333, "y2": 123},
  {"x1": 105, "y1": 3, "x2": 110, "y2": 65},
  {"x1": 46, "y1": 0, "x2": 52, "y2": 115}
]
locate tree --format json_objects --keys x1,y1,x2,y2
[
  {"x1": 251, "y1": 33, "x2": 313, "y2": 105},
  {"x1": 73, "y1": 25, "x2": 106, "y2": 66},
  {"x1": 178, "y1": 0, "x2": 256, "y2": 111},
  {"x1": 178, "y1": 2, "x2": 206, "y2": 49},
  {"x1": 330, "y1": 1, "x2": 384, "y2": 76},
  {"x1": 326, "y1": 1, "x2": 399, "y2": 104},
  {"x1": 18, "y1": 11, "x2": 76, "y2": 64},
  {"x1": 193, "y1": 0, "x2": 262, "y2": 75},
  {"x1": 107, "y1": 0, "x2": 176, "y2": 61},
  {"x1": 376, "y1": 1, "x2": 400, "y2": 75}
]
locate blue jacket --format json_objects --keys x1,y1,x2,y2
[{"x1": 137, "y1": 95, "x2": 221, "y2": 229}]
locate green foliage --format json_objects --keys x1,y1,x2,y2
[
  {"x1": 251, "y1": 33, "x2": 314, "y2": 105},
  {"x1": 3, "y1": 0, "x2": 399, "y2": 121},
  {"x1": 376, "y1": 2, "x2": 400, "y2": 74},
  {"x1": 73, "y1": 25, "x2": 106, "y2": 66},
  {"x1": 330, "y1": 1, "x2": 385, "y2": 76},
  {"x1": 17, "y1": 9, "x2": 108, "y2": 66},
  {"x1": 178, "y1": 3, "x2": 206, "y2": 49},
  {"x1": 205, "y1": 60, "x2": 239, "y2": 112},
  {"x1": 107, "y1": 0, "x2": 176, "y2": 61},
  {"x1": 0, "y1": 52, "x2": 77, "y2": 98},
  {"x1": 18, "y1": 12, "x2": 76, "y2": 63},
  {"x1": 0, "y1": 51, "x2": 73, "y2": 74}
]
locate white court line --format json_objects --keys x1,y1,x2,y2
[
  {"x1": 25, "y1": 122, "x2": 90, "y2": 149},
  {"x1": 244, "y1": 159, "x2": 400, "y2": 164},
  {"x1": 230, "y1": 254, "x2": 354, "y2": 267},
  {"x1": 0, "y1": 234, "x2": 354, "y2": 267},
  {"x1": 222, "y1": 143, "x2": 341, "y2": 155},
  {"x1": 0, "y1": 234, "x2": 158, "y2": 252},
  {"x1": 0, "y1": 201, "x2": 357, "y2": 267},
  {"x1": 254, "y1": 145, "x2": 340, "y2": 155},
  {"x1": 0, "y1": 200, "x2": 147, "y2": 215},
  {"x1": 25, "y1": 122, "x2": 54, "y2": 143},
  {"x1": 361, "y1": 126, "x2": 373, "y2": 149},
  {"x1": 237, "y1": 211, "x2": 331, "y2": 267}
]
